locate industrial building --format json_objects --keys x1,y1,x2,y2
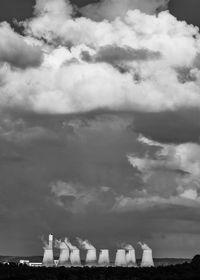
[{"x1": 19, "y1": 235, "x2": 154, "y2": 268}]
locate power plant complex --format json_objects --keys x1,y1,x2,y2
[{"x1": 39, "y1": 235, "x2": 154, "y2": 268}]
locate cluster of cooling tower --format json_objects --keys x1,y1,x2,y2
[{"x1": 42, "y1": 235, "x2": 154, "y2": 268}]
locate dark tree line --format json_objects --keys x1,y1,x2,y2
[{"x1": 0, "y1": 255, "x2": 200, "y2": 280}]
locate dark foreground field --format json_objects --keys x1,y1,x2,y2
[{"x1": 1, "y1": 256, "x2": 200, "y2": 280}]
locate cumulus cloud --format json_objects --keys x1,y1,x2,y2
[
  {"x1": 24, "y1": 0, "x2": 73, "y2": 41},
  {"x1": 81, "y1": 0, "x2": 170, "y2": 21},
  {"x1": 114, "y1": 135, "x2": 200, "y2": 212},
  {"x1": 0, "y1": 22, "x2": 43, "y2": 68},
  {"x1": 134, "y1": 135, "x2": 200, "y2": 178},
  {"x1": 0, "y1": 0, "x2": 200, "y2": 116}
]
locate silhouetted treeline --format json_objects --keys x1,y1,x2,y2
[{"x1": 0, "y1": 255, "x2": 200, "y2": 280}]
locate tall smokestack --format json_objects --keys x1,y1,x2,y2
[
  {"x1": 98, "y1": 250, "x2": 110, "y2": 267},
  {"x1": 77, "y1": 238, "x2": 97, "y2": 267},
  {"x1": 65, "y1": 238, "x2": 81, "y2": 267},
  {"x1": 42, "y1": 234, "x2": 54, "y2": 267},
  {"x1": 139, "y1": 242, "x2": 154, "y2": 267},
  {"x1": 55, "y1": 239, "x2": 70, "y2": 267},
  {"x1": 115, "y1": 249, "x2": 127, "y2": 267}
]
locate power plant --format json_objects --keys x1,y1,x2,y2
[{"x1": 39, "y1": 235, "x2": 155, "y2": 268}]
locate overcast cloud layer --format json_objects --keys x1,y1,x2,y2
[{"x1": 0, "y1": 0, "x2": 200, "y2": 258}]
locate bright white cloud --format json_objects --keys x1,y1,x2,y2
[{"x1": 0, "y1": 0, "x2": 200, "y2": 115}]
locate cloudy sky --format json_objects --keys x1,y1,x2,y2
[{"x1": 0, "y1": 0, "x2": 200, "y2": 258}]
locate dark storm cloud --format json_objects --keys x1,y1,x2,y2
[
  {"x1": 132, "y1": 109, "x2": 200, "y2": 144},
  {"x1": 81, "y1": 46, "x2": 160, "y2": 65}
]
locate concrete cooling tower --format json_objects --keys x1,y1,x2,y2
[
  {"x1": 42, "y1": 234, "x2": 54, "y2": 267},
  {"x1": 139, "y1": 243, "x2": 154, "y2": 267},
  {"x1": 70, "y1": 249, "x2": 81, "y2": 266},
  {"x1": 77, "y1": 238, "x2": 97, "y2": 267},
  {"x1": 85, "y1": 249, "x2": 97, "y2": 267},
  {"x1": 98, "y1": 250, "x2": 110, "y2": 267},
  {"x1": 56, "y1": 241, "x2": 70, "y2": 267},
  {"x1": 126, "y1": 249, "x2": 137, "y2": 267},
  {"x1": 115, "y1": 249, "x2": 127, "y2": 267},
  {"x1": 141, "y1": 249, "x2": 154, "y2": 267}
]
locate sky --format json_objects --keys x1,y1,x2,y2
[{"x1": 0, "y1": 0, "x2": 200, "y2": 259}]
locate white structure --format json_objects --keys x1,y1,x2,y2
[
  {"x1": 19, "y1": 260, "x2": 30, "y2": 265},
  {"x1": 70, "y1": 249, "x2": 81, "y2": 266},
  {"x1": 42, "y1": 249, "x2": 54, "y2": 267},
  {"x1": 85, "y1": 249, "x2": 97, "y2": 267},
  {"x1": 141, "y1": 249, "x2": 154, "y2": 267},
  {"x1": 98, "y1": 250, "x2": 110, "y2": 267},
  {"x1": 29, "y1": 263, "x2": 43, "y2": 267},
  {"x1": 49, "y1": 234, "x2": 53, "y2": 247},
  {"x1": 115, "y1": 249, "x2": 127, "y2": 267},
  {"x1": 57, "y1": 242, "x2": 70, "y2": 267},
  {"x1": 42, "y1": 234, "x2": 54, "y2": 267},
  {"x1": 126, "y1": 249, "x2": 137, "y2": 267}
]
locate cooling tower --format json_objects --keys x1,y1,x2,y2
[
  {"x1": 115, "y1": 249, "x2": 127, "y2": 267},
  {"x1": 98, "y1": 249, "x2": 110, "y2": 267},
  {"x1": 42, "y1": 234, "x2": 54, "y2": 267},
  {"x1": 70, "y1": 249, "x2": 81, "y2": 266},
  {"x1": 58, "y1": 242, "x2": 70, "y2": 267},
  {"x1": 141, "y1": 249, "x2": 154, "y2": 267},
  {"x1": 42, "y1": 249, "x2": 54, "y2": 267},
  {"x1": 85, "y1": 249, "x2": 97, "y2": 267},
  {"x1": 126, "y1": 249, "x2": 137, "y2": 267}
]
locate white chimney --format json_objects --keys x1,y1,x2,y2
[
  {"x1": 98, "y1": 249, "x2": 110, "y2": 267},
  {"x1": 70, "y1": 249, "x2": 81, "y2": 266},
  {"x1": 126, "y1": 249, "x2": 137, "y2": 267},
  {"x1": 85, "y1": 249, "x2": 97, "y2": 267},
  {"x1": 141, "y1": 249, "x2": 154, "y2": 267},
  {"x1": 42, "y1": 234, "x2": 54, "y2": 267},
  {"x1": 115, "y1": 249, "x2": 127, "y2": 267},
  {"x1": 58, "y1": 242, "x2": 70, "y2": 267},
  {"x1": 49, "y1": 234, "x2": 53, "y2": 244}
]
